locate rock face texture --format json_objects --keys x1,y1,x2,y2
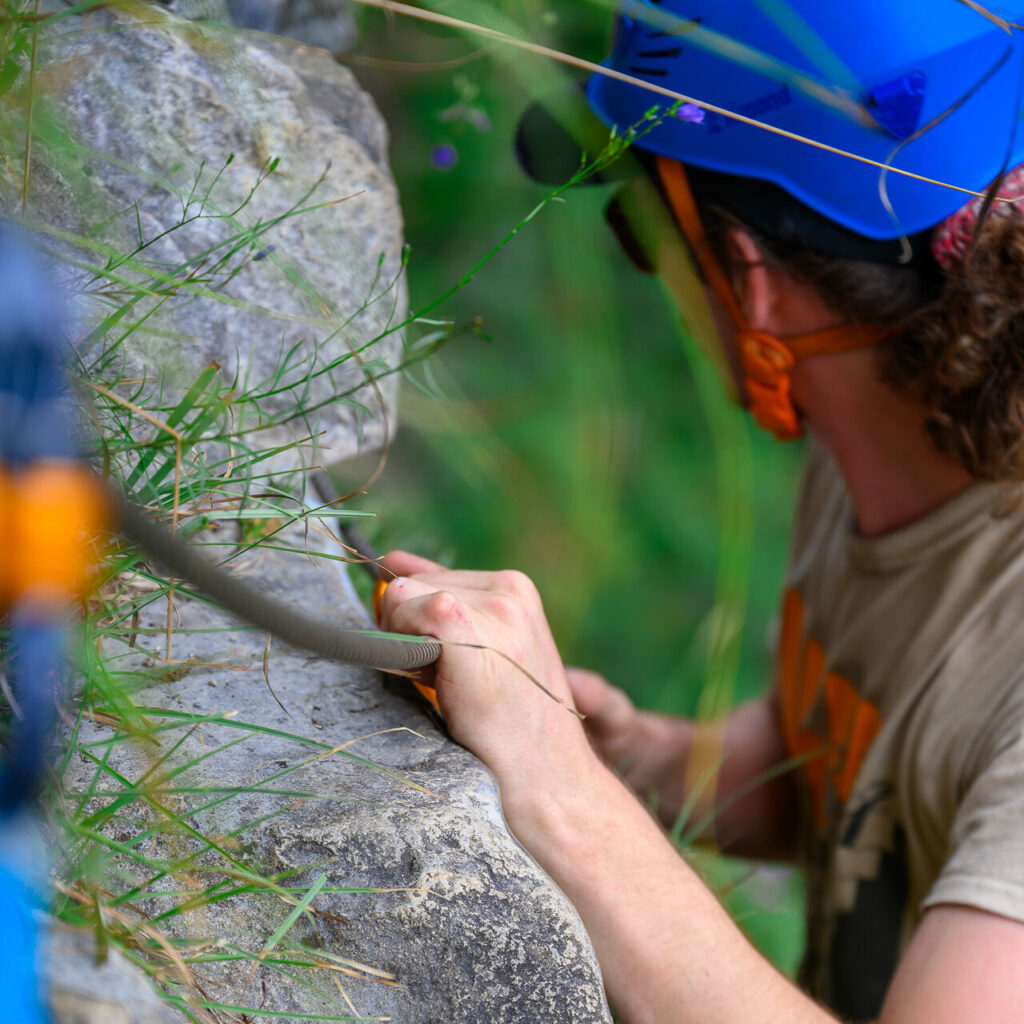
[
  {"x1": 226, "y1": 0, "x2": 357, "y2": 53},
  {"x1": 43, "y1": 922, "x2": 183, "y2": 1024},
  {"x1": 60, "y1": 524, "x2": 611, "y2": 1023},
  {"x1": 26, "y1": 6, "x2": 612, "y2": 1023},
  {"x1": 31, "y1": 3, "x2": 402, "y2": 473}
]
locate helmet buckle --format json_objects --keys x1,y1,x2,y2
[
  {"x1": 739, "y1": 331, "x2": 795, "y2": 385},
  {"x1": 738, "y1": 331, "x2": 803, "y2": 440}
]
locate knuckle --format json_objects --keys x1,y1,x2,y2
[
  {"x1": 603, "y1": 688, "x2": 630, "y2": 718},
  {"x1": 598, "y1": 689, "x2": 636, "y2": 731},
  {"x1": 484, "y1": 592, "x2": 523, "y2": 624},
  {"x1": 494, "y1": 569, "x2": 537, "y2": 602},
  {"x1": 426, "y1": 590, "x2": 462, "y2": 625}
]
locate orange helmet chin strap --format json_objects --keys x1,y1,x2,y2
[{"x1": 656, "y1": 157, "x2": 887, "y2": 441}]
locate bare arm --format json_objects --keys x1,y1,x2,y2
[
  {"x1": 879, "y1": 904, "x2": 1024, "y2": 1023},
  {"x1": 379, "y1": 553, "x2": 829, "y2": 1024},
  {"x1": 379, "y1": 554, "x2": 1024, "y2": 1024},
  {"x1": 568, "y1": 668, "x2": 798, "y2": 858}
]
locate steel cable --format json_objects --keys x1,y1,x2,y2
[{"x1": 115, "y1": 494, "x2": 442, "y2": 672}]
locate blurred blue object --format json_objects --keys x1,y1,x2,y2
[
  {"x1": 0, "y1": 861, "x2": 48, "y2": 1023},
  {"x1": 0, "y1": 615, "x2": 65, "y2": 816},
  {"x1": 0, "y1": 222, "x2": 73, "y2": 465},
  {"x1": 0, "y1": 223, "x2": 72, "y2": 1024},
  {"x1": 587, "y1": 0, "x2": 1024, "y2": 239},
  {"x1": 0, "y1": 223, "x2": 72, "y2": 816}
]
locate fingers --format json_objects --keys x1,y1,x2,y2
[
  {"x1": 380, "y1": 550, "x2": 447, "y2": 579},
  {"x1": 565, "y1": 667, "x2": 636, "y2": 738},
  {"x1": 380, "y1": 576, "x2": 474, "y2": 643},
  {"x1": 379, "y1": 572, "x2": 537, "y2": 661},
  {"x1": 379, "y1": 576, "x2": 481, "y2": 706},
  {"x1": 380, "y1": 553, "x2": 541, "y2": 605},
  {"x1": 375, "y1": 555, "x2": 593, "y2": 789},
  {"x1": 379, "y1": 561, "x2": 559, "y2": 695}
]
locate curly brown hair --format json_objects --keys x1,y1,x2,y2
[{"x1": 702, "y1": 202, "x2": 1024, "y2": 481}]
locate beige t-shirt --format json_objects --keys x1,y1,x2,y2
[{"x1": 777, "y1": 440, "x2": 1024, "y2": 1021}]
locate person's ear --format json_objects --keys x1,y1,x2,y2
[{"x1": 726, "y1": 227, "x2": 777, "y2": 331}]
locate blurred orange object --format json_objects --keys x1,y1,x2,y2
[
  {"x1": 0, "y1": 466, "x2": 12, "y2": 609},
  {"x1": 3, "y1": 464, "x2": 109, "y2": 611}
]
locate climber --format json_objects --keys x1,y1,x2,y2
[{"x1": 379, "y1": 3, "x2": 1024, "y2": 1021}]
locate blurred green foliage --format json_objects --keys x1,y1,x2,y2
[
  {"x1": 343, "y1": 1, "x2": 808, "y2": 973},
  {"x1": 347, "y1": 5, "x2": 803, "y2": 715}
]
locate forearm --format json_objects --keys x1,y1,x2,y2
[
  {"x1": 376, "y1": 557, "x2": 812, "y2": 1021},
  {"x1": 710, "y1": 699, "x2": 800, "y2": 859},
  {"x1": 627, "y1": 699, "x2": 798, "y2": 859},
  {"x1": 504, "y1": 757, "x2": 830, "y2": 1024}
]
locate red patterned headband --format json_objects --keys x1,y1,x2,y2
[{"x1": 931, "y1": 163, "x2": 1024, "y2": 273}]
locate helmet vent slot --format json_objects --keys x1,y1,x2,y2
[{"x1": 635, "y1": 46, "x2": 684, "y2": 58}]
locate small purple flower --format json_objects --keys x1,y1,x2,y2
[
  {"x1": 253, "y1": 244, "x2": 276, "y2": 261},
  {"x1": 431, "y1": 143, "x2": 458, "y2": 170},
  {"x1": 674, "y1": 103, "x2": 705, "y2": 125}
]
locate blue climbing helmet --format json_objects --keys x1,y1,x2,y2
[{"x1": 586, "y1": 0, "x2": 1024, "y2": 240}]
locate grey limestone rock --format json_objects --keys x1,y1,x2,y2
[
  {"x1": 226, "y1": 0, "x2": 357, "y2": 54},
  {"x1": 25, "y1": 5, "x2": 612, "y2": 1020},
  {"x1": 28, "y1": 4, "x2": 400, "y2": 474},
  {"x1": 142, "y1": 0, "x2": 356, "y2": 51},
  {"x1": 153, "y1": 0, "x2": 232, "y2": 23},
  {"x1": 43, "y1": 921, "x2": 183, "y2": 1024},
  {"x1": 61, "y1": 522, "x2": 611, "y2": 1022}
]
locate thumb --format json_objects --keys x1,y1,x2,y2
[{"x1": 565, "y1": 667, "x2": 635, "y2": 736}]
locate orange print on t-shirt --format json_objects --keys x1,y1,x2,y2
[{"x1": 777, "y1": 589, "x2": 882, "y2": 825}]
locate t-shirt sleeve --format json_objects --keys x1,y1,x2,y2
[{"x1": 923, "y1": 706, "x2": 1024, "y2": 922}]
